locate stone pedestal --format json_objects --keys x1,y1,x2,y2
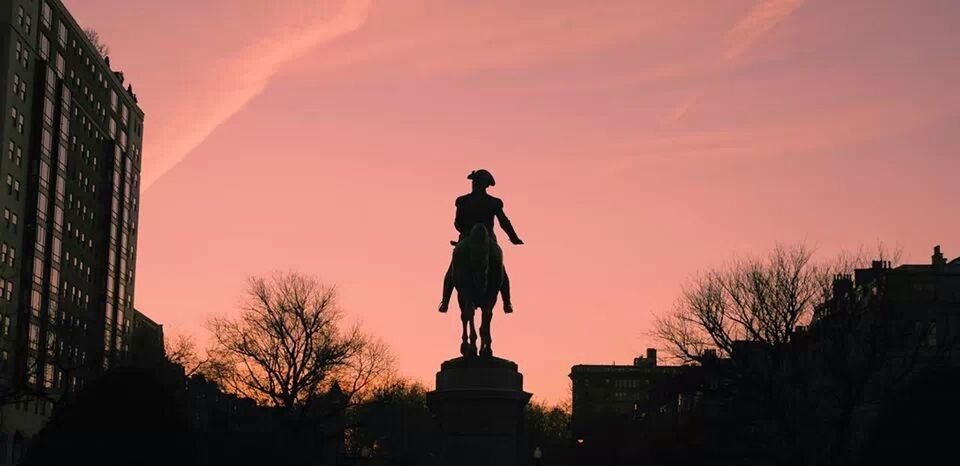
[{"x1": 427, "y1": 356, "x2": 532, "y2": 466}]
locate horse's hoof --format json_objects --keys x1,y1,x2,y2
[
  {"x1": 460, "y1": 342, "x2": 471, "y2": 356},
  {"x1": 480, "y1": 347, "x2": 493, "y2": 358},
  {"x1": 438, "y1": 301, "x2": 449, "y2": 313}
]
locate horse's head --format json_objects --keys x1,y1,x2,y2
[{"x1": 467, "y1": 224, "x2": 490, "y2": 294}]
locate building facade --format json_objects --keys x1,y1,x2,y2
[
  {"x1": 0, "y1": 0, "x2": 144, "y2": 459},
  {"x1": 130, "y1": 308, "x2": 164, "y2": 368},
  {"x1": 569, "y1": 349, "x2": 686, "y2": 438}
]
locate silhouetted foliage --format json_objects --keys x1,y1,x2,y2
[
  {"x1": 347, "y1": 379, "x2": 434, "y2": 465},
  {"x1": 20, "y1": 368, "x2": 196, "y2": 466},
  {"x1": 83, "y1": 28, "x2": 110, "y2": 57},
  {"x1": 207, "y1": 273, "x2": 391, "y2": 414},
  {"x1": 652, "y1": 244, "x2": 957, "y2": 466},
  {"x1": 858, "y1": 366, "x2": 960, "y2": 466},
  {"x1": 521, "y1": 402, "x2": 571, "y2": 465}
]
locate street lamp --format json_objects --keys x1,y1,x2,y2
[
  {"x1": 360, "y1": 446, "x2": 371, "y2": 465},
  {"x1": 533, "y1": 447, "x2": 543, "y2": 465}
]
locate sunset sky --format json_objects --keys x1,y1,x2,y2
[{"x1": 63, "y1": 0, "x2": 960, "y2": 403}]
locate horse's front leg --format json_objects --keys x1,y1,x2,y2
[
  {"x1": 460, "y1": 311, "x2": 470, "y2": 356},
  {"x1": 479, "y1": 306, "x2": 493, "y2": 357}
]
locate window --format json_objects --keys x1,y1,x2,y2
[
  {"x1": 14, "y1": 42, "x2": 30, "y2": 68},
  {"x1": 40, "y1": 35, "x2": 50, "y2": 60},
  {"x1": 58, "y1": 21, "x2": 67, "y2": 46},
  {"x1": 11, "y1": 108, "x2": 24, "y2": 134},
  {"x1": 55, "y1": 53, "x2": 65, "y2": 78},
  {"x1": 110, "y1": 90, "x2": 118, "y2": 111},
  {"x1": 28, "y1": 324, "x2": 39, "y2": 350},
  {"x1": 42, "y1": 2, "x2": 53, "y2": 27},
  {"x1": 16, "y1": 78, "x2": 26, "y2": 102}
]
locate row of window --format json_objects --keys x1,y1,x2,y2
[
  {"x1": 14, "y1": 41, "x2": 30, "y2": 69},
  {"x1": 7, "y1": 141, "x2": 23, "y2": 168},
  {"x1": 5, "y1": 174, "x2": 21, "y2": 200},
  {"x1": 11, "y1": 74, "x2": 27, "y2": 102},
  {"x1": 17, "y1": 6, "x2": 33, "y2": 34},
  {"x1": 62, "y1": 279, "x2": 91, "y2": 309},
  {"x1": 68, "y1": 193, "x2": 96, "y2": 224},
  {"x1": 2, "y1": 209, "x2": 19, "y2": 231},
  {"x1": 0, "y1": 244, "x2": 16, "y2": 268},
  {"x1": 63, "y1": 250, "x2": 93, "y2": 281},
  {"x1": 0, "y1": 280, "x2": 13, "y2": 302},
  {"x1": 10, "y1": 107, "x2": 25, "y2": 134}
]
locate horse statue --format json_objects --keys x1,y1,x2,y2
[{"x1": 450, "y1": 224, "x2": 504, "y2": 358}]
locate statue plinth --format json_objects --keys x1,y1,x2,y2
[{"x1": 427, "y1": 356, "x2": 532, "y2": 466}]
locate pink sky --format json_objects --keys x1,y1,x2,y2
[{"x1": 64, "y1": 0, "x2": 960, "y2": 403}]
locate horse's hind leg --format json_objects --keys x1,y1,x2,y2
[
  {"x1": 460, "y1": 311, "x2": 470, "y2": 356},
  {"x1": 479, "y1": 307, "x2": 493, "y2": 357},
  {"x1": 468, "y1": 312, "x2": 478, "y2": 355},
  {"x1": 460, "y1": 297, "x2": 478, "y2": 357}
]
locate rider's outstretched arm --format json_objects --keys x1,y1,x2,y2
[{"x1": 496, "y1": 208, "x2": 523, "y2": 244}]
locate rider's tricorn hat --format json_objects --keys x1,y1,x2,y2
[{"x1": 467, "y1": 169, "x2": 496, "y2": 187}]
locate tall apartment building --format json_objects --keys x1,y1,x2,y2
[{"x1": 0, "y1": 0, "x2": 144, "y2": 454}]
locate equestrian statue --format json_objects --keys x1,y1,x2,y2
[{"x1": 438, "y1": 169, "x2": 523, "y2": 358}]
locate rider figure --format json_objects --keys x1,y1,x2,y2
[{"x1": 439, "y1": 169, "x2": 523, "y2": 314}]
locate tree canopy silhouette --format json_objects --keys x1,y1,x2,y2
[{"x1": 207, "y1": 273, "x2": 390, "y2": 413}]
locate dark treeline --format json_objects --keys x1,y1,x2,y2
[
  {"x1": 19, "y1": 244, "x2": 959, "y2": 465},
  {"x1": 18, "y1": 272, "x2": 570, "y2": 465},
  {"x1": 571, "y1": 244, "x2": 960, "y2": 466}
]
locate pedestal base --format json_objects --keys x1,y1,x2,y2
[{"x1": 427, "y1": 356, "x2": 532, "y2": 466}]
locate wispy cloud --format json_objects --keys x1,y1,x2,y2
[
  {"x1": 142, "y1": 0, "x2": 373, "y2": 189},
  {"x1": 723, "y1": 0, "x2": 805, "y2": 61},
  {"x1": 664, "y1": 0, "x2": 805, "y2": 122}
]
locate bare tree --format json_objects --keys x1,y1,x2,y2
[
  {"x1": 208, "y1": 273, "x2": 390, "y2": 414},
  {"x1": 652, "y1": 242, "x2": 948, "y2": 465},
  {"x1": 83, "y1": 28, "x2": 109, "y2": 58},
  {"x1": 164, "y1": 333, "x2": 230, "y2": 379},
  {"x1": 655, "y1": 244, "x2": 827, "y2": 363},
  {"x1": 334, "y1": 335, "x2": 395, "y2": 406}
]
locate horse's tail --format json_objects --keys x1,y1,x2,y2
[{"x1": 468, "y1": 224, "x2": 490, "y2": 295}]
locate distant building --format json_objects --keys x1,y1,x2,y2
[
  {"x1": 814, "y1": 246, "x2": 960, "y2": 455},
  {"x1": 0, "y1": 0, "x2": 144, "y2": 461},
  {"x1": 569, "y1": 348, "x2": 687, "y2": 439},
  {"x1": 816, "y1": 245, "x2": 960, "y2": 366},
  {"x1": 130, "y1": 309, "x2": 164, "y2": 368}
]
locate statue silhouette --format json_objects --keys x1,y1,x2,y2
[{"x1": 438, "y1": 169, "x2": 523, "y2": 357}]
